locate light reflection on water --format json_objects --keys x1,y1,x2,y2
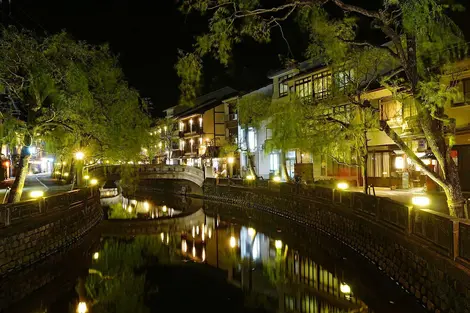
[
  {"x1": 76, "y1": 215, "x2": 367, "y2": 313},
  {"x1": 19, "y1": 195, "x2": 426, "y2": 313},
  {"x1": 105, "y1": 195, "x2": 183, "y2": 219}
]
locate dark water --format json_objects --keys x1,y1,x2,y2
[{"x1": 7, "y1": 194, "x2": 427, "y2": 313}]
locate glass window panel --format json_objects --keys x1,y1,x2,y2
[
  {"x1": 375, "y1": 152, "x2": 383, "y2": 178},
  {"x1": 383, "y1": 153, "x2": 390, "y2": 177}
]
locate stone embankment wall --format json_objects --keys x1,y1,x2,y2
[
  {"x1": 204, "y1": 179, "x2": 470, "y2": 313},
  {"x1": 0, "y1": 188, "x2": 102, "y2": 278}
]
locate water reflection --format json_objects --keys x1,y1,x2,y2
[
  {"x1": 177, "y1": 218, "x2": 367, "y2": 313},
  {"x1": 105, "y1": 195, "x2": 183, "y2": 219},
  {"x1": 18, "y1": 196, "x2": 426, "y2": 313}
]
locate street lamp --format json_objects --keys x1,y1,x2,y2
[
  {"x1": 77, "y1": 302, "x2": 88, "y2": 313},
  {"x1": 75, "y1": 151, "x2": 84, "y2": 160},
  {"x1": 229, "y1": 236, "x2": 237, "y2": 248},
  {"x1": 227, "y1": 157, "x2": 234, "y2": 178},
  {"x1": 90, "y1": 178, "x2": 98, "y2": 186},
  {"x1": 30, "y1": 190, "x2": 44, "y2": 198},
  {"x1": 412, "y1": 195, "x2": 430, "y2": 207}
]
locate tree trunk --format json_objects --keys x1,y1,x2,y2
[
  {"x1": 244, "y1": 126, "x2": 256, "y2": 177},
  {"x1": 280, "y1": 151, "x2": 291, "y2": 182},
  {"x1": 362, "y1": 154, "x2": 368, "y2": 194},
  {"x1": 8, "y1": 146, "x2": 31, "y2": 203}
]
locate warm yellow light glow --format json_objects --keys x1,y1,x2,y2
[
  {"x1": 105, "y1": 160, "x2": 110, "y2": 164},
  {"x1": 162, "y1": 205, "x2": 167, "y2": 212},
  {"x1": 229, "y1": 236, "x2": 237, "y2": 248},
  {"x1": 192, "y1": 226, "x2": 196, "y2": 238},
  {"x1": 275, "y1": 240, "x2": 282, "y2": 250},
  {"x1": 340, "y1": 283, "x2": 351, "y2": 294},
  {"x1": 63, "y1": 173, "x2": 69, "y2": 177},
  {"x1": 192, "y1": 244, "x2": 196, "y2": 257},
  {"x1": 337, "y1": 182, "x2": 349, "y2": 190},
  {"x1": 395, "y1": 156, "x2": 404, "y2": 169},
  {"x1": 189, "y1": 119, "x2": 193, "y2": 125},
  {"x1": 227, "y1": 157, "x2": 235, "y2": 164},
  {"x1": 77, "y1": 302, "x2": 88, "y2": 313},
  {"x1": 412, "y1": 196, "x2": 430, "y2": 207},
  {"x1": 161, "y1": 232, "x2": 164, "y2": 242},
  {"x1": 62, "y1": 161, "x2": 66, "y2": 165},
  {"x1": 202, "y1": 247, "x2": 206, "y2": 262},
  {"x1": 158, "y1": 142, "x2": 162, "y2": 148},
  {"x1": 208, "y1": 228, "x2": 212, "y2": 239},
  {"x1": 30, "y1": 190, "x2": 44, "y2": 198},
  {"x1": 84, "y1": 175, "x2": 90, "y2": 180},
  {"x1": 90, "y1": 179, "x2": 98, "y2": 186},
  {"x1": 423, "y1": 159, "x2": 431, "y2": 165},
  {"x1": 54, "y1": 171, "x2": 61, "y2": 175},
  {"x1": 143, "y1": 201, "x2": 150, "y2": 212},
  {"x1": 246, "y1": 175, "x2": 255, "y2": 180},
  {"x1": 164, "y1": 126, "x2": 167, "y2": 132},
  {"x1": 248, "y1": 227, "x2": 256, "y2": 238},
  {"x1": 127, "y1": 207, "x2": 132, "y2": 213},
  {"x1": 196, "y1": 225, "x2": 200, "y2": 235},
  {"x1": 273, "y1": 176, "x2": 281, "y2": 182},
  {"x1": 93, "y1": 252, "x2": 99, "y2": 260},
  {"x1": 182, "y1": 240, "x2": 187, "y2": 253},
  {"x1": 75, "y1": 151, "x2": 84, "y2": 160}
]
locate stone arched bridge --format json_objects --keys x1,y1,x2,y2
[{"x1": 87, "y1": 164, "x2": 205, "y2": 187}]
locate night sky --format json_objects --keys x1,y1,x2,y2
[{"x1": 5, "y1": 0, "x2": 470, "y2": 116}]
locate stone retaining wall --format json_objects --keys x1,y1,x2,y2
[
  {"x1": 204, "y1": 180, "x2": 470, "y2": 313},
  {"x1": 0, "y1": 188, "x2": 102, "y2": 278}
]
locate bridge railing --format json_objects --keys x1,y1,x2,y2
[
  {"x1": 204, "y1": 178, "x2": 470, "y2": 269},
  {"x1": 0, "y1": 187, "x2": 98, "y2": 228},
  {"x1": 88, "y1": 164, "x2": 204, "y2": 185}
]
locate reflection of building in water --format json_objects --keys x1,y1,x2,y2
[{"x1": 178, "y1": 217, "x2": 370, "y2": 313}]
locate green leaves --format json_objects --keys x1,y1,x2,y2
[
  {"x1": 0, "y1": 27, "x2": 151, "y2": 164},
  {"x1": 175, "y1": 51, "x2": 203, "y2": 106}
]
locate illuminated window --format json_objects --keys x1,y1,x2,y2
[
  {"x1": 279, "y1": 73, "x2": 294, "y2": 97},
  {"x1": 313, "y1": 71, "x2": 332, "y2": 100},
  {"x1": 295, "y1": 77, "x2": 312, "y2": 100}
]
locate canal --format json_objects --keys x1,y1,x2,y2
[{"x1": 5, "y1": 193, "x2": 427, "y2": 313}]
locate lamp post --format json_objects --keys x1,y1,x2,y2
[
  {"x1": 227, "y1": 157, "x2": 234, "y2": 178},
  {"x1": 74, "y1": 151, "x2": 85, "y2": 187}
]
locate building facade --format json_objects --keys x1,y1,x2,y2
[{"x1": 162, "y1": 87, "x2": 239, "y2": 177}]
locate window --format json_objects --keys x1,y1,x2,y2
[
  {"x1": 313, "y1": 71, "x2": 332, "y2": 100},
  {"x1": 465, "y1": 79, "x2": 470, "y2": 102},
  {"x1": 334, "y1": 68, "x2": 355, "y2": 91},
  {"x1": 266, "y1": 128, "x2": 273, "y2": 140},
  {"x1": 295, "y1": 77, "x2": 312, "y2": 100},
  {"x1": 247, "y1": 128, "x2": 256, "y2": 151},
  {"x1": 279, "y1": 73, "x2": 293, "y2": 97},
  {"x1": 367, "y1": 152, "x2": 391, "y2": 177},
  {"x1": 380, "y1": 100, "x2": 401, "y2": 121},
  {"x1": 269, "y1": 153, "x2": 279, "y2": 173},
  {"x1": 402, "y1": 97, "x2": 417, "y2": 119},
  {"x1": 454, "y1": 78, "x2": 470, "y2": 106}
]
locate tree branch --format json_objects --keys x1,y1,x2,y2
[
  {"x1": 330, "y1": 0, "x2": 380, "y2": 19},
  {"x1": 341, "y1": 39, "x2": 399, "y2": 60},
  {"x1": 379, "y1": 120, "x2": 446, "y2": 187}
]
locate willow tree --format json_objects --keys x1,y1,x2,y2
[
  {"x1": 265, "y1": 97, "x2": 307, "y2": 182},
  {"x1": 237, "y1": 92, "x2": 271, "y2": 177},
  {"x1": 0, "y1": 28, "x2": 150, "y2": 202},
  {"x1": 178, "y1": 0, "x2": 467, "y2": 217}
]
